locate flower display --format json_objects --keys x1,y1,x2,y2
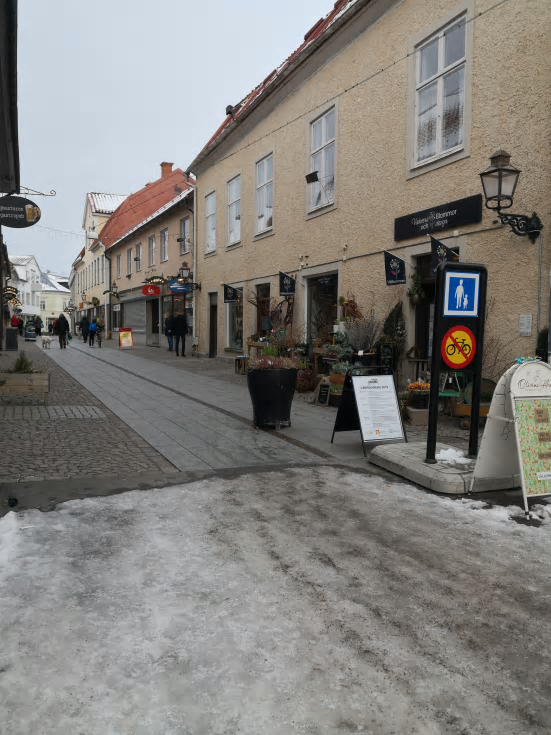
[{"x1": 407, "y1": 381, "x2": 430, "y2": 393}]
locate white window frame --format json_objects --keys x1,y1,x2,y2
[
  {"x1": 413, "y1": 13, "x2": 467, "y2": 167},
  {"x1": 127, "y1": 247, "x2": 132, "y2": 275},
  {"x1": 227, "y1": 175, "x2": 241, "y2": 246},
  {"x1": 116, "y1": 254, "x2": 121, "y2": 279},
  {"x1": 135, "y1": 243, "x2": 142, "y2": 272},
  {"x1": 309, "y1": 108, "x2": 335, "y2": 211},
  {"x1": 160, "y1": 228, "x2": 168, "y2": 262},
  {"x1": 205, "y1": 192, "x2": 216, "y2": 254},
  {"x1": 179, "y1": 218, "x2": 190, "y2": 256},
  {"x1": 255, "y1": 154, "x2": 273, "y2": 235},
  {"x1": 148, "y1": 235, "x2": 156, "y2": 266}
]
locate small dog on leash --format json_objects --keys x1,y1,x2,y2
[{"x1": 42, "y1": 336, "x2": 51, "y2": 349}]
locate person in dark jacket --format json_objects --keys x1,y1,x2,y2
[
  {"x1": 172, "y1": 311, "x2": 188, "y2": 356},
  {"x1": 56, "y1": 313, "x2": 70, "y2": 349},
  {"x1": 17, "y1": 317, "x2": 24, "y2": 336},
  {"x1": 164, "y1": 314, "x2": 175, "y2": 351},
  {"x1": 80, "y1": 316, "x2": 89, "y2": 342}
]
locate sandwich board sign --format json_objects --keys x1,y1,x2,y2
[{"x1": 331, "y1": 366, "x2": 406, "y2": 456}]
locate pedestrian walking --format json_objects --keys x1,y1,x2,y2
[
  {"x1": 48, "y1": 322, "x2": 53, "y2": 335},
  {"x1": 10, "y1": 314, "x2": 18, "y2": 329},
  {"x1": 34, "y1": 315, "x2": 43, "y2": 337},
  {"x1": 56, "y1": 313, "x2": 69, "y2": 349},
  {"x1": 164, "y1": 313, "x2": 174, "y2": 352},
  {"x1": 88, "y1": 318, "x2": 97, "y2": 347},
  {"x1": 172, "y1": 311, "x2": 188, "y2": 357},
  {"x1": 80, "y1": 315, "x2": 89, "y2": 343},
  {"x1": 17, "y1": 317, "x2": 23, "y2": 336}
]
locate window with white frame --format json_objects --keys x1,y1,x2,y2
[
  {"x1": 205, "y1": 192, "x2": 216, "y2": 253},
  {"x1": 127, "y1": 247, "x2": 132, "y2": 275},
  {"x1": 310, "y1": 108, "x2": 335, "y2": 209},
  {"x1": 179, "y1": 218, "x2": 190, "y2": 255},
  {"x1": 415, "y1": 16, "x2": 466, "y2": 165},
  {"x1": 40, "y1": 300, "x2": 46, "y2": 311},
  {"x1": 116, "y1": 254, "x2": 121, "y2": 279},
  {"x1": 160, "y1": 228, "x2": 168, "y2": 262},
  {"x1": 227, "y1": 175, "x2": 241, "y2": 245},
  {"x1": 256, "y1": 155, "x2": 273, "y2": 233},
  {"x1": 135, "y1": 243, "x2": 142, "y2": 271},
  {"x1": 148, "y1": 235, "x2": 156, "y2": 266}
]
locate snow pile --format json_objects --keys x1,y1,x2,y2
[
  {"x1": 436, "y1": 448, "x2": 473, "y2": 465},
  {"x1": 458, "y1": 497, "x2": 551, "y2": 525}
]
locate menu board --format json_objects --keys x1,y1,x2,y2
[
  {"x1": 119, "y1": 328, "x2": 134, "y2": 350},
  {"x1": 352, "y1": 374, "x2": 404, "y2": 442},
  {"x1": 514, "y1": 397, "x2": 551, "y2": 496}
]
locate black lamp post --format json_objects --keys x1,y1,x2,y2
[{"x1": 479, "y1": 150, "x2": 543, "y2": 244}]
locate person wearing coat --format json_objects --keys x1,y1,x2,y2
[
  {"x1": 80, "y1": 316, "x2": 89, "y2": 342},
  {"x1": 56, "y1": 313, "x2": 70, "y2": 349},
  {"x1": 164, "y1": 314, "x2": 175, "y2": 352},
  {"x1": 172, "y1": 311, "x2": 188, "y2": 357}
]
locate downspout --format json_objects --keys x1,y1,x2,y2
[{"x1": 536, "y1": 231, "x2": 543, "y2": 339}]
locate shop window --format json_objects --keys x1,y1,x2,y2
[
  {"x1": 228, "y1": 299, "x2": 243, "y2": 351},
  {"x1": 307, "y1": 273, "x2": 338, "y2": 342},
  {"x1": 256, "y1": 284, "x2": 271, "y2": 334}
]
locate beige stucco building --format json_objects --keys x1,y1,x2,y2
[{"x1": 187, "y1": 0, "x2": 551, "y2": 378}]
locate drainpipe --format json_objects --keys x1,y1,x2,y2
[{"x1": 536, "y1": 231, "x2": 543, "y2": 339}]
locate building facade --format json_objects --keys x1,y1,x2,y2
[
  {"x1": 187, "y1": 0, "x2": 551, "y2": 378},
  {"x1": 98, "y1": 163, "x2": 194, "y2": 346},
  {"x1": 39, "y1": 272, "x2": 71, "y2": 331},
  {"x1": 9, "y1": 255, "x2": 42, "y2": 321}
]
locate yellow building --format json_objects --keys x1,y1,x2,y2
[{"x1": 187, "y1": 0, "x2": 550, "y2": 376}]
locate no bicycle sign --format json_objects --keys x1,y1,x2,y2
[{"x1": 441, "y1": 325, "x2": 476, "y2": 369}]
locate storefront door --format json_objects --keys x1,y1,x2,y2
[
  {"x1": 307, "y1": 273, "x2": 338, "y2": 343},
  {"x1": 209, "y1": 293, "x2": 218, "y2": 358}
]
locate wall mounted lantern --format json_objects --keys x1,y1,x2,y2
[{"x1": 479, "y1": 150, "x2": 543, "y2": 244}]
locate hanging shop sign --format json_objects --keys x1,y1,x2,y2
[
  {"x1": 426, "y1": 261, "x2": 487, "y2": 463},
  {"x1": 394, "y1": 194, "x2": 482, "y2": 241},
  {"x1": 279, "y1": 271, "x2": 296, "y2": 296},
  {"x1": 118, "y1": 327, "x2": 133, "y2": 349},
  {"x1": 142, "y1": 284, "x2": 161, "y2": 296},
  {"x1": 0, "y1": 195, "x2": 41, "y2": 228},
  {"x1": 384, "y1": 251, "x2": 406, "y2": 286},
  {"x1": 331, "y1": 366, "x2": 406, "y2": 456},
  {"x1": 223, "y1": 284, "x2": 242, "y2": 303},
  {"x1": 430, "y1": 235, "x2": 456, "y2": 272},
  {"x1": 168, "y1": 279, "x2": 191, "y2": 293}
]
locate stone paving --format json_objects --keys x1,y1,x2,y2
[{"x1": 0, "y1": 343, "x2": 177, "y2": 483}]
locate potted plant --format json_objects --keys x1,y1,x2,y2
[
  {"x1": 406, "y1": 272, "x2": 425, "y2": 307},
  {"x1": 344, "y1": 313, "x2": 381, "y2": 365},
  {"x1": 247, "y1": 336, "x2": 298, "y2": 428},
  {"x1": 329, "y1": 361, "x2": 351, "y2": 386}
]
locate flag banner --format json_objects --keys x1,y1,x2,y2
[
  {"x1": 431, "y1": 236, "x2": 454, "y2": 272},
  {"x1": 384, "y1": 251, "x2": 406, "y2": 286},
  {"x1": 279, "y1": 272, "x2": 296, "y2": 296},
  {"x1": 224, "y1": 284, "x2": 242, "y2": 303}
]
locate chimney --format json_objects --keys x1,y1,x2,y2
[{"x1": 160, "y1": 162, "x2": 174, "y2": 178}]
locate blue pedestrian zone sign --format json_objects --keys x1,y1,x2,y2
[{"x1": 443, "y1": 271, "x2": 480, "y2": 317}]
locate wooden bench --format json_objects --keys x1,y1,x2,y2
[{"x1": 0, "y1": 373, "x2": 50, "y2": 405}]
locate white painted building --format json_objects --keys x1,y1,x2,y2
[
  {"x1": 40, "y1": 272, "x2": 71, "y2": 330},
  {"x1": 9, "y1": 255, "x2": 42, "y2": 322}
]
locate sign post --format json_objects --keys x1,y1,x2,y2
[{"x1": 426, "y1": 262, "x2": 487, "y2": 463}]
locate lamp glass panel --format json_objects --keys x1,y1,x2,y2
[{"x1": 500, "y1": 168, "x2": 520, "y2": 199}]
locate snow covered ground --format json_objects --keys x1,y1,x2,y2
[{"x1": 1, "y1": 466, "x2": 550, "y2": 734}]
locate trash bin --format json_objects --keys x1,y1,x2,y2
[{"x1": 5, "y1": 327, "x2": 18, "y2": 351}]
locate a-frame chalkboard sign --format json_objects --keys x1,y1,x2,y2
[{"x1": 331, "y1": 366, "x2": 407, "y2": 456}]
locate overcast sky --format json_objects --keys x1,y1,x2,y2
[{"x1": 7, "y1": 0, "x2": 334, "y2": 274}]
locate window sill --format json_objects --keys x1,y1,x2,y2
[
  {"x1": 224, "y1": 347, "x2": 243, "y2": 353},
  {"x1": 204, "y1": 250, "x2": 217, "y2": 258},
  {"x1": 253, "y1": 230, "x2": 275, "y2": 242},
  {"x1": 407, "y1": 146, "x2": 468, "y2": 180},
  {"x1": 226, "y1": 241, "x2": 242, "y2": 250},
  {"x1": 306, "y1": 201, "x2": 336, "y2": 220}
]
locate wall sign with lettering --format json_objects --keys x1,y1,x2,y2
[{"x1": 394, "y1": 194, "x2": 482, "y2": 241}]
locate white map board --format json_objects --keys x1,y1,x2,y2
[{"x1": 351, "y1": 374, "x2": 405, "y2": 443}]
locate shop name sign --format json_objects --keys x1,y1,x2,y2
[
  {"x1": 142, "y1": 284, "x2": 161, "y2": 296},
  {"x1": 0, "y1": 195, "x2": 41, "y2": 228},
  {"x1": 394, "y1": 194, "x2": 482, "y2": 241}
]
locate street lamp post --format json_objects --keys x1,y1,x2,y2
[{"x1": 479, "y1": 150, "x2": 543, "y2": 244}]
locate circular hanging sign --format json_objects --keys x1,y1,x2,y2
[
  {"x1": 441, "y1": 325, "x2": 476, "y2": 369},
  {"x1": 0, "y1": 196, "x2": 41, "y2": 228}
]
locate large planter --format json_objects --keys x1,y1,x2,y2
[
  {"x1": 0, "y1": 372, "x2": 50, "y2": 404},
  {"x1": 408, "y1": 391, "x2": 429, "y2": 409},
  {"x1": 247, "y1": 368, "x2": 297, "y2": 428},
  {"x1": 329, "y1": 373, "x2": 346, "y2": 386}
]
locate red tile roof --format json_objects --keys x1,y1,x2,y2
[
  {"x1": 99, "y1": 166, "x2": 193, "y2": 251},
  {"x1": 187, "y1": 0, "x2": 360, "y2": 171}
]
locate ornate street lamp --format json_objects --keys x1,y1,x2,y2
[
  {"x1": 479, "y1": 150, "x2": 543, "y2": 244},
  {"x1": 102, "y1": 281, "x2": 119, "y2": 299},
  {"x1": 178, "y1": 261, "x2": 191, "y2": 282}
]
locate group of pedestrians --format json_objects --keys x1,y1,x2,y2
[
  {"x1": 79, "y1": 315, "x2": 103, "y2": 347},
  {"x1": 164, "y1": 311, "x2": 188, "y2": 356}
]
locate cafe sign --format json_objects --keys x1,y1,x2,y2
[
  {"x1": 142, "y1": 284, "x2": 161, "y2": 296},
  {"x1": 394, "y1": 194, "x2": 482, "y2": 241},
  {"x1": 0, "y1": 195, "x2": 41, "y2": 228}
]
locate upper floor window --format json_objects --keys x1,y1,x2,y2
[
  {"x1": 179, "y1": 217, "x2": 190, "y2": 255},
  {"x1": 227, "y1": 175, "x2": 241, "y2": 245},
  {"x1": 116, "y1": 254, "x2": 121, "y2": 279},
  {"x1": 160, "y1": 228, "x2": 168, "y2": 262},
  {"x1": 127, "y1": 247, "x2": 132, "y2": 275},
  {"x1": 310, "y1": 108, "x2": 335, "y2": 210},
  {"x1": 148, "y1": 235, "x2": 156, "y2": 266},
  {"x1": 256, "y1": 154, "x2": 273, "y2": 234},
  {"x1": 415, "y1": 17, "x2": 466, "y2": 165},
  {"x1": 205, "y1": 192, "x2": 216, "y2": 253},
  {"x1": 136, "y1": 243, "x2": 142, "y2": 271}
]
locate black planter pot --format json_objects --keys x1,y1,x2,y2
[{"x1": 247, "y1": 368, "x2": 298, "y2": 428}]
